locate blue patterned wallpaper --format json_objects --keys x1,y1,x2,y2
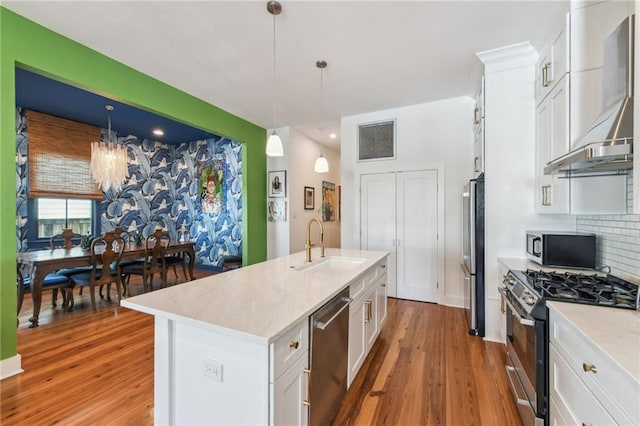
[{"x1": 16, "y1": 108, "x2": 243, "y2": 269}]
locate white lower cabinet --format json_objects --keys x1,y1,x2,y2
[
  {"x1": 364, "y1": 285, "x2": 378, "y2": 350},
  {"x1": 348, "y1": 261, "x2": 388, "y2": 387},
  {"x1": 271, "y1": 353, "x2": 310, "y2": 426},
  {"x1": 549, "y1": 305, "x2": 638, "y2": 425},
  {"x1": 348, "y1": 293, "x2": 366, "y2": 385},
  {"x1": 270, "y1": 317, "x2": 310, "y2": 425}
]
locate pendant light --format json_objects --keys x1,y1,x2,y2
[
  {"x1": 266, "y1": 1, "x2": 284, "y2": 157},
  {"x1": 314, "y1": 60, "x2": 329, "y2": 173},
  {"x1": 90, "y1": 105, "x2": 128, "y2": 192}
]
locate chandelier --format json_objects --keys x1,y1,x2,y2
[{"x1": 90, "y1": 105, "x2": 128, "y2": 192}]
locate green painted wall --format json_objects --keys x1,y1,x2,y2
[{"x1": 0, "y1": 8, "x2": 267, "y2": 361}]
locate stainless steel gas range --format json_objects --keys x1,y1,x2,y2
[{"x1": 498, "y1": 269, "x2": 639, "y2": 426}]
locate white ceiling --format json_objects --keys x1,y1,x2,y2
[{"x1": 4, "y1": 1, "x2": 566, "y2": 152}]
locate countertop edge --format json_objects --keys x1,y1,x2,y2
[
  {"x1": 122, "y1": 248, "x2": 389, "y2": 345},
  {"x1": 547, "y1": 301, "x2": 640, "y2": 384}
]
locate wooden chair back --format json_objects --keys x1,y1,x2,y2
[
  {"x1": 90, "y1": 233, "x2": 125, "y2": 287},
  {"x1": 112, "y1": 226, "x2": 132, "y2": 249},
  {"x1": 145, "y1": 229, "x2": 170, "y2": 274},
  {"x1": 50, "y1": 229, "x2": 81, "y2": 249}
]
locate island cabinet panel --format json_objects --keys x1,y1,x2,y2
[
  {"x1": 122, "y1": 248, "x2": 389, "y2": 425},
  {"x1": 348, "y1": 259, "x2": 388, "y2": 386},
  {"x1": 154, "y1": 317, "x2": 270, "y2": 425}
]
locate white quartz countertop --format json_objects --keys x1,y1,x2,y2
[
  {"x1": 548, "y1": 301, "x2": 640, "y2": 383},
  {"x1": 498, "y1": 257, "x2": 603, "y2": 275},
  {"x1": 121, "y1": 248, "x2": 388, "y2": 344}
]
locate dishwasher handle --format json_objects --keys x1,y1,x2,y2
[{"x1": 314, "y1": 297, "x2": 352, "y2": 330}]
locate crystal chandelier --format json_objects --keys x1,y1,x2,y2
[{"x1": 90, "y1": 105, "x2": 128, "y2": 192}]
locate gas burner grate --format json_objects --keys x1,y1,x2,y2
[{"x1": 522, "y1": 269, "x2": 639, "y2": 310}]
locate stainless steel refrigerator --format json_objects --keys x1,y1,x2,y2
[{"x1": 461, "y1": 174, "x2": 484, "y2": 336}]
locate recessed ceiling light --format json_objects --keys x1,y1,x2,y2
[
  {"x1": 329, "y1": 133, "x2": 337, "y2": 139},
  {"x1": 153, "y1": 129, "x2": 164, "y2": 136}
]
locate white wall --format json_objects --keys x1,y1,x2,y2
[
  {"x1": 341, "y1": 96, "x2": 475, "y2": 307},
  {"x1": 266, "y1": 127, "x2": 290, "y2": 259},
  {"x1": 288, "y1": 129, "x2": 341, "y2": 253},
  {"x1": 479, "y1": 43, "x2": 576, "y2": 342}
]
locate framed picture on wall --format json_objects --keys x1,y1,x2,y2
[
  {"x1": 322, "y1": 181, "x2": 336, "y2": 222},
  {"x1": 267, "y1": 200, "x2": 287, "y2": 222},
  {"x1": 304, "y1": 186, "x2": 315, "y2": 210},
  {"x1": 268, "y1": 170, "x2": 286, "y2": 197}
]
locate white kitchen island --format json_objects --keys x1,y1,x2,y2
[{"x1": 121, "y1": 247, "x2": 388, "y2": 425}]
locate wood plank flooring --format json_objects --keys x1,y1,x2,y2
[
  {"x1": 2, "y1": 278, "x2": 521, "y2": 426},
  {"x1": 333, "y1": 299, "x2": 522, "y2": 425}
]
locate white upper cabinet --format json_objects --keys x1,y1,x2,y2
[
  {"x1": 535, "y1": 0, "x2": 632, "y2": 214},
  {"x1": 473, "y1": 76, "x2": 485, "y2": 177},
  {"x1": 535, "y1": 12, "x2": 569, "y2": 105},
  {"x1": 535, "y1": 75, "x2": 570, "y2": 214}
]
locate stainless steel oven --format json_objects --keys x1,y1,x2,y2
[{"x1": 500, "y1": 274, "x2": 546, "y2": 426}]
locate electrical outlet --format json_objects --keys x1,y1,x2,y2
[{"x1": 203, "y1": 357, "x2": 223, "y2": 382}]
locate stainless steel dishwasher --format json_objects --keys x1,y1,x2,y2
[{"x1": 309, "y1": 287, "x2": 351, "y2": 426}]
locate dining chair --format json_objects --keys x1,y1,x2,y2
[
  {"x1": 49, "y1": 228, "x2": 94, "y2": 305},
  {"x1": 50, "y1": 228, "x2": 82, "y2": 249},
  {"x1": 121, "y1": 229, "x2": 169, "y2": 295},
  {"x1": 16, "y1": 262, "x2": 75, "y2": 318},
  {"x1": 163, "y1": 227, "x2": 190, "y2": 282},
  {"x1": 69, "y1": 233, "x2": 125, "y2": 313}
]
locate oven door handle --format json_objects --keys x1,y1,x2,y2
[
  {"x1": 498, "y1": 287, "x2": 535, "y2": 326},
  {"x1": 505, "y1": 365, "x2": 534, "y2": 409}
]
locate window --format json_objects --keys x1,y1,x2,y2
[
  {"x1": 36, "y1": 198, "x2": 93, "y2": 238},
  {"x1": 358, "y1": 120, "x2": 395, "y2": 161}
]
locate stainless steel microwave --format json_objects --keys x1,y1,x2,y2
[{"x1": 526, "y1": 231, "x2": 596, "y2": 269}]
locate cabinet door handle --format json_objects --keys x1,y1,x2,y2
[
  {"x1": 364, "y1": 300, "x2": 371, "y2": 323},
  {"x1": 303, "y1": 368, "x2": 311, "y2": 406},
  {"x1": 474, "y1": 157, "x2": 480, "y2": 172},
  {"x1": 473, "y1": 107, "x2": 480, "y2": 125},
  {"x1": 542, "y1": 62, "x2": 552, "y2": 87},
  {"x1": 542, "y1": 185, "x2": 551, "y2": 206},
  {"x1": 289, "y1": 340, "x2": 299, "y2": 349},
  {"x1": 582, "y1": 363, "x2": 597, "y2": 373},
  {"x1": 545, "y1": 62, "x2": 553, "y2": 86}
]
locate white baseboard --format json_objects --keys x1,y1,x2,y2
[
  {"x1": 0, "y1": 354, "x2": 23, "y2": 380},
  {"x1": 442, "y1": 295, "x2": 463, "y2": 308}
]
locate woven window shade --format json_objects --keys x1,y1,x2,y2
[{"x1": 26, "y1": 110, "x2": 102, "y2": 200}]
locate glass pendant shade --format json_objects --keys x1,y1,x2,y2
[
  {"x1": 314, "y1": 153, "x2": 329, "y2": 173},
  {"x1": 90, "y1": 105, "x2": 128, "y2": 192},
  {"x1": 266, "y1": 131, "x2": 284, "y2": 157}
]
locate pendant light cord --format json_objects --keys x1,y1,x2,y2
[{"x1": 272, "y1": 11, "x2": 277, "y2": 130}]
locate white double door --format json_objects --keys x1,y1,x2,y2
[{"x1": 360, "y1": 170, "x2": 439, "y2": 303}]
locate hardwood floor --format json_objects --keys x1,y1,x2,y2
[
  {"x1": 2, "y1": 279, "x2": 522, "y2": 426},
  {"x1": 333, "y1": 299, "x2": 522, "y2": 425}
]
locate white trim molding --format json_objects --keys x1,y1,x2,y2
[
  {"x1": 476, "y1": 41, "x2": 537, "y2": 74},
  {"x1": 0, "y1": 354, "x2": 23, "y2": 380}
]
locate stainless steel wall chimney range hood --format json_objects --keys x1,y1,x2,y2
[{"x1": 545, "y1": 15, "x2": 634, "y2": 176}]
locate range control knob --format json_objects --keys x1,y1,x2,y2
[{"x1": 523, "y1": 294, "x2": 536, "y2": 306}]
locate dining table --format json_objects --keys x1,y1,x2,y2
[{"x1": 17, "y1": 241, "x2": 196, "y2": 328}]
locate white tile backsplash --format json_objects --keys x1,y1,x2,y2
[{"x1": 576, "y1": 171, "x2": 639, "y2": 281}]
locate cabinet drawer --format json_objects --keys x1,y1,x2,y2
[
  {"x1": 549, "y1": 344, "x2": 617, "y2": 425},
  {"x1": 270, "y1": 318, "x2": 309, "y2": 382},
  {"x1": 550, "y1": 310, "x2": 638, "y2": 424}
]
